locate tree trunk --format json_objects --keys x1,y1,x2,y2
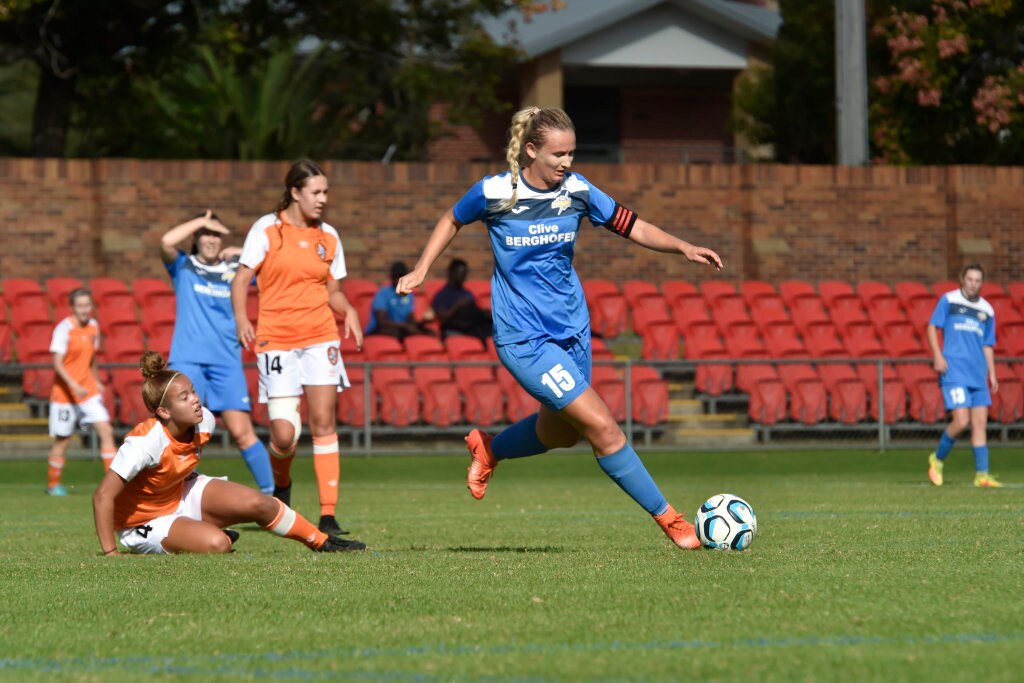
[{"x1": 31, "y1": 66, "x2": 77, "y2": 157}]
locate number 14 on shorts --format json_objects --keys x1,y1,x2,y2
[{"x1": 540, "y1": 363, "x2": 576, "y2": 398}]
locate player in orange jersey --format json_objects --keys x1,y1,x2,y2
[
  {"x1": 92, "y1": 352, "x2": 366, "y2": 554},
  {"x1": 230, "y1": 159, "x2": 363, "y2": 537},
  {"x1": 46, "y1": 289, "x2": 116, "y2": 496}
]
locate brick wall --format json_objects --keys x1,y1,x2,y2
[{"x1": 1, "y1": 160, "x2": 1021, "y2": 287}]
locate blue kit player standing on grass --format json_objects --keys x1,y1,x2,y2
[
  {"x1": 397, "y1": 106, "x2": 723, "y2": 549},
  {"x1": 159, "y1": 210, "x2": 274, "y2": 494},
  {"x1": 927, "y1": 263, "x2": 1002, "y2": 488}
]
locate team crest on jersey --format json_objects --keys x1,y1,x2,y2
[
  {"x1": 327, "y1": 346, "x2": 339, "y2": 365},
  {"x1": 551, "y1": 190, "x2": 572, "y2": 215},
  {"x1": 221, "y1": 270, "x2": 235, "y2": 283},
  {"x1": 317, "y1": 243, "x2": 327, "y2": 260}
]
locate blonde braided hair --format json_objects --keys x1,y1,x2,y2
[{"x1": 495, "y1": 107, "x2": 575, "y2": 212}]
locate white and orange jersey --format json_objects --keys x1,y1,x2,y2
[
  {"x1": 49, "y1": 316, "x2": 100, "y2": 404},
  {"x1": 240, "y1": 213, "x2": 346, "y2": 352},
  {"x1": 110, "y1": 407, "x2": 216, "y2": 529}
]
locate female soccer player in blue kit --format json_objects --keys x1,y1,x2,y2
[
  {"x1": 397, "y1": 107, "x2": 723, "y2": 549},
  {"x1": 159, "y1": 211, "x2": 274, "y2": 494},
  {"x1": 926, "y1": 263, "x2": 1002, "y2": 488}
]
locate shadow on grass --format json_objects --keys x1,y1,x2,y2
[{"x1": 445, "y1": 545, "x2": 565, "y2": 553}]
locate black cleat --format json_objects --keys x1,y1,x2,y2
[
  {"x1": 273, "y1": 483, "x2": 291, "y2": 507},
  {"x1": 223, "y1": 529, "x2": 240, "y2": 545},
  {"x1": 314, "y1": 534, "x2": 367, "y2": 553},
  {"x1": 317, "y1": 514, "x2": 349, "y2": 536}
]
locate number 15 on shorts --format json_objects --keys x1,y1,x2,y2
[{"x1": 540, "y1": 363, "x2": 576, "y2": 399}]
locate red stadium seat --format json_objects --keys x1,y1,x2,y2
[
  {"x1": 377, "y1": 380, "x2": 420, "y2": 426},
  {"x1": 762, "y1": 322, "x2": 807, "y2": 358},
  {"x1": 827, "y1": 297, "x2": 869, "y2": 334},
  {"x1": 778, "y1": 280, "x2": 817, "y2": 308},
  {"x1": 445, "y1": 336, "x2": 486, "y2": 361},
  {"x1": 131, "y1": 278, "x2": 172, "y2": 308},
  {"x1": 105, "y1": 322, "x2": 146, "y2": 353},
  {"x1": 45, "y1": 277, "x2": 85, "y2": 308},
  {"x1": 932, "y1": 280, "x2": 958, "y2": 297},
  {"x1": 591, "y1": 337, "x2": 615, "y2": 361},
  {"x1": 589, "y1": 294, "x2": 629, "y2": 339},
  {"x1": 140, "y1": 310, "x2": 176, "y2": 339},
  {"x1": 462, "y1": 381, "x2": 504, "y2": 426},
  {"x1": 866, "y1": 296, "x2": 907, "y2": 334},
  {"x1": 788, "y1": 376, "x2": 828, "y2": 424},
  {"x1": 8, "y1": 301, "x2": 52, "y2": 337},
  {"x1": 622, "y1": 280, "x2": 661, "y2": 308},
  {"x1": 362, "y1": 336, "x2": 405, "y2": 361},
  {"x1": 672, "y1": 297, "x2": 713, "y2": 335},
  {"x1": 631, "y1": 295, "x2": 671, "y2": 336},
  {"x1": 464, "y1": 279, "x2": 492, "y2": 310},
  {"x1": 498, "y1": 368, "x2": 540, "y2": 422},
  {"x1": 641, "y1": 321, "x2": 679, "y2": 361},
  {"x1": 18, "y1": 343, "x2": 53, "y2": 399},
  {"x1": 116, "y1": 379, "x2": 150, "y2": 427},
  {"x1": 693, "y1": 350, "x2": 733, "y2": 396},
  {"x1": 992, "y1": 299, "x2": 1024, "y2": 326},
  {"x1": 0, "y1": 321, "x2": 11, "y2": 362},
  {"x1": 724, "y1": 323, "x2": 767, "y2": 359},
  {"x1": 909, "y1": 380, "x2": 945, "y2": 423},
  {"x1": 421, "y1": 380, "x2": 462, "y2": 427},
  {"x1": 843, "y1": 322, "x2": 886, "y2": 358},
  {"x1": 701, "y1": 280, "x2": 739, "y2": 307},
  {"x1": 712, "y1": 295, "x2": 752, "y2": 334},
  {"x1": 856, "y1": 281, "x2": 894, "y2": 307},
  {"x1": 894, "y1": 362, "x2": 934, "y2": 392},
  {"x1": 828, "y1": 379, "x2": 868, "y2": 424},
  {"x1": 998, "y1": 321, "x2": 1024, "y2": 357},
  {"x1": 818, "y1": 280, "x2": 856, "y2": 309},
  {"x1": 869, "y1": 378, "x2": 907, "y2": 424},
  {"x1": 905, "y1": 297, "x2": 935, "y2": 336},
  {"x1": 421, "y1": 278, "x2": 445, "y2": 305},
  {"x1": 740, "y1": 280, "x2": 777, "y2": 307},
  {"x1": 880, "y1": 321, "x2": 924, "y2": 358},
  {"x1": 989, "y1": 369, "x2": 1023, "y2": 423},
  {"x1": 2, "y1": 278, "x2": 46, "y2": 307},
  {"x1": 145, "y1": 323, "x2": 174, "y2": 356},
  {"x1": 682, "y1": 321, "x2": 723, "y2": 358},
  {"x1": 90, "y1": 277, "x2": 130, "y2": 304},
  {"x1": 592, "y1": 368, "x2": 626, "y2": 422},
  {"x1": 748, "y1": 379, "x2": 786, "y2": 425},
  {"x1": 789, "y1": 296, "x2": 830, "y2": 332},
  {"x1": 582, "y1": 279, "x2": 620, "y2": 301},
  {"x1": 403, "y1": 334, "x2": 446, "y2": 361},
  {"x1": 1009, "y1": 282, "x2": 1024, "y2": 310},
  {"x1": 894, "y1": 282, "x2": 934, "y2": 310},
  {"x1": 778, "y1": 363, "x2": 819, "y2": 392},
  {"x1": 803, "y1": 322, "x2": 847, "y2": 358},
  {"x1": 661, "y1": 280, "x2": 699, "y2": 307},
  {"x1": 630, "y1": 369, "x2": 669, "y2": 426},
  {"x1": 816, "y1": 362, "x2": 860, "y2": 392},
  {"x1": 735, "y1": 363, "x2": 778, "y2": 393},
  {"x1": 749, "y1": 295, "x2": 791, "y2": 329},
  {"x1": 337, "y1": 379, "x2": 376, "y2": 426}
]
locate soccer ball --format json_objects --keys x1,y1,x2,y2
[{"x1": 695, "y1": 493, "x2": 757, "y2": 550}]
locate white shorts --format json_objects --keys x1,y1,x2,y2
[
  {"x1": 117, "y1": 473, "x2": 225, "y2": 554},
  {"x1": 257, "y1": 340, "x2": 350, "y2": 402},
  {"x1": 48, "y1": 394, "x2": 110, "y2": 438}
]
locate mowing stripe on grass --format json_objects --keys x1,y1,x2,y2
[{"x1": 3, "y1": 631, "x2": 1022, "y2": 679}]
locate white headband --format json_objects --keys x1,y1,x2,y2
[{"x1": 157, "y1": 372, "x2": 181, "y2": 409}]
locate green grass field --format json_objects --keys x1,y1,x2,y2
[{"x1": 1, "y1": 446, "x2": 1022, "y2": 682}]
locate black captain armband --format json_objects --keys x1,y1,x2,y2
[{"x1": 603, "y1": 204, "x2": 637, "y2": 238}]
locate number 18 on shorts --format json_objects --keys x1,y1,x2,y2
[{"x1": 941, "y1": 383, "x2": 990, "y2": 411}]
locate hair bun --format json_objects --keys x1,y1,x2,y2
[{"x1": 139, "y1": 351, "x2": 168, "y2": 379}]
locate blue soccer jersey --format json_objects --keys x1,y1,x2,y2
[
  {"x1": 929, "y1": 289, "x2": 996, "y2": 389},
  {"x1": 365, "y1": 286, "x2": 415, "y2": 335},
  {"x1": 166, "y1": 251, "x2": 243, "y2": 367},
  {"x1": 452, "y1": 171, "x2": 631, "y2": 344}
]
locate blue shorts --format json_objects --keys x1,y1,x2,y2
[
  {"x1": 170, "y1": 362, "x2": 252, "y2": 413},
  {"x1": 497, "y1": 334, "x2": 591, "y2": 412},
  {"x1": 941, "y1": 382, "x2": 991, "y2": 411}
]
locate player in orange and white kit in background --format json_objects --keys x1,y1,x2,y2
[
  {"x1": 46, "y1": 289, "x2": 116, "y2": 496},
  {"x1": 92, "y1": 352, "x2": 365, "y2": 554},
  {"x1": 231, "y1": 159, "x2": 363, "y2": 537}
]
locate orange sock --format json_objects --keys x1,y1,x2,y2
[
  {"x1": 101, "y1": 448, "x2": 115, "y2": 472},
  {"x1": 262, "y1": 498, "x2": 328, "y2": 549},
  {"x1": 312, "y1": 434, "x2": 339, "y2": 517},
  {"x1": 47, "y1": 454, "x2": 65, "y2": 489},
  {"x1": 269, "y1": 444, "x2": 296, "y2": 488}
]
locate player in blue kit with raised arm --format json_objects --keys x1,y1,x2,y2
[
  {"x1": 927, "y1": 263, "x2": 1002, "y2": 488},
  {"x1": 159, "y1": 211, "x2": 274, "y2": 493},
  {"x1": 397, "y1": 106, "x2": 723, "y2": 549}
]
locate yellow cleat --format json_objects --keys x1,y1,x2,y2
[
  {"x1": 974, "y1": 472, "x2": 1003, "y2": 488},
  {"x1": 928, "y1": 453, "x2": 943, "y2": 487}
]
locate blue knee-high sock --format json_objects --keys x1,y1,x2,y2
[
  {"x1": 491, "y1": 414, "x2": 547, "y2": 461},
  {"x1": 596, "y1": 443, "x2": 668, "y2": 516},
  {"x1": 241, "y1": 441, "x2": 275, "y2": 494},
  {"x1": 935, "y1": 432, "x2": 955, "y2": 461},
  {"x1": 973, "y1": 445, "x2": 989, "y2": 473}
]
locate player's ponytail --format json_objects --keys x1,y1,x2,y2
[
  {"x1": 140, "y1": 351, "x2": 180, "y2": 413},
  {"x1": 495, "y1": 107, "x2": 575, "y2": 213},
  {"x1": 276, "y1": 159, "x2": 327, "y2": 215}
]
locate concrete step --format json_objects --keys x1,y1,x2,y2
[
  {"x1": 666, "y1": 412, "x2": 747, "y2": 428},
  {"x1": 668, "y1": 398, "x2": 703, "y2": 416},
  {"x1": 662, "y1": 427, "x2": 756, "y2": 447},
  {"x1": 0, "y1": 402, "x2": 31, "y2": 419},
  {"x1": 0, "y1": 418, "x2": 48, "y2": 435},
  {"x1": 0, "y1": 433, "x2": 53, "y2": 456}
]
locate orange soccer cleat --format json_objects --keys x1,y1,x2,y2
[
  {"x1": 654, "y1": 504, "x2": 702, "y2": 549},
  {"x1": 465, "y1": 429, "x2": 497, "y2": 500}
]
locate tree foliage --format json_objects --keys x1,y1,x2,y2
[{"x1": 0, "y1": 0, "x2": 538, "y2": 159}]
